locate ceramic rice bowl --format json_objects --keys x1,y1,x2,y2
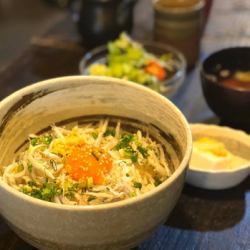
[{"x1": 0, "y1": 76, "x2": 192, "y2": 250}]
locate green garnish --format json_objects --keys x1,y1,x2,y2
[
  {"x1": 154, "y1": 178, "x2": 162, "y2": 187},
  {"x1": 134, "y1": 182, "x2": 142, "y2": 189},
  {"x1": 126, "y1": 173, "x2": 130, "y2": 177},
  {"x1": 40, "y1": 181, "x2": 62, "y2": 201},
  {"x1": 22, "y1": 180, "x2": 62, "y2": 202},
  {"x1": 27, "y1": 163, "x2": 33, "y2": 173},
  {"x1": 30, "y1": 135, "x2": 52, "y2": 146},
  {"x1": 116, "y1": 134, "x2": 134, "y2": 150},
  {"x1": 27, "y1": 180, "x2": 36, "y2": 187},
  {"x1": 22, "y1": 185, "x2": 32, "y2": 193},
  {"x1": 65, "y1": 192, "x2": 75, "y2": 200},
  {"x1": 42, "y1": 135, "x2": 53, "y2": 145},
  {"x1": 16, "y1": 164, "x2": 24, "y2": 173},
  {"x1": 124, "y1": 146, "x2": 138, "y2": 163},
  {"x1": 68, "y1": 183, "x2": 79, "y2": 192},
  {"x1": 30, "y1": 137, "x2": 38, "y2": 146},
  {"x1": 87, "y1": 195, "x2": 96, "y2": 202},
  {"x1": 92, "y1": 132, "x2": 98, "y2": 139},
  {"x1": 130, "y1": 152, "x2": 138, "y2": 163},
  {"x1": 137, "y1": 146, "x2": 148, "y2": 158},
  {"x1": 104, "y1": 128, "x2": 116, "y2": 137}
]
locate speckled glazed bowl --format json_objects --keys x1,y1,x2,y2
[{"x1": 0, "y1": 76, "x2": 192, "y2": 250}]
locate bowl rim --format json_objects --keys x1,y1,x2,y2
[
  {"x1": 189, "y1": 123, "x2": 250, "y2": 174},
  {"x1": 200, "y1": 46, "x2": 250, "y2": 93},
  {"x1": 0, "y1": 75, "x2": 192, "y2": 211},
  {"x1": 152, "y1": 0, "x2": 205, "y2": 15},
  {"x1": 79, "y1": 40, "x2": 187, "y2": 93}
]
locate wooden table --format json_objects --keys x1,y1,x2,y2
[{"x1": 0, "y1": 0, "x2": 250, "y2": 249}]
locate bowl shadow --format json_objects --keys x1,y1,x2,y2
[{"x1": 165, "y1": 175, "x2": 250, "y2": 231}]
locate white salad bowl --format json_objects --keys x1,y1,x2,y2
[
  {"x1": 187, "y1": 124, "x2": 250, "y2": 190},
  {"x1": 0, "y1": 76, "x2": 192, "y2": 250}
]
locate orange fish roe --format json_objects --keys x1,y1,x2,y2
[{"x1": 64, "y1": 144, "x2": 113, "y2": 184}]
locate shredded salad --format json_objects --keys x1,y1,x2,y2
[
  {"x1": 88, "y1": 33, "x2": 178, "y2": 93},
  {"x1": 1, "y1": 120, "x2": 172, "y2": 205}
]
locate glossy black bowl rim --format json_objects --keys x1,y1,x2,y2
[
  {"x1": 79, "y1": 41, "x2": 187, "y2": 91},
  {"x1": 200, "y1": 46, "x2": 250, "y2": 93}
]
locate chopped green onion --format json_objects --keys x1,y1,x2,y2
[
  {"x1": 134, "y1": 182, "x2": 142, "y2": 189},
  {"x1": 87, "y1": 195, "x2": 96, "y2": 202},
  {"x1": 130, "y1": 153, "x2": 138, "y2": 163},
  {"x1": 42, "y1": 135, "x2": 53, "y2": 145},
  {"x1": 30, "y1": 137, "x2": 38, "y2": 146},
  {"x1": 154, "y1": 178, "x2": 162, "y2": 187},
  {"x1": 124, "y1": 146, "x2": 138, "y2": 163},
  {"x1": 27, "y1": 180, "x2": 36, "y2": 187},
  {"x1": 27, "y1": 163, "x2": 33, "y2": 173},
  {"x1": 92, "y1": 132, "x2": 98, "y2": 139},
  {"x1": 22, "y1": 185, "x2": 32, "y2": 193},
  {"x1": 30, "y1": 135, "x2": 52, "y2": 146},
  {"x1": 115, "y1": 134, "x2": 134, "y2": 149},
  {"x1": 138, "y1": 146, "x2": 148, "y2": 158},
  {"x1": 104, "y1": 128, "x2": 116, "y2": 137},
  {"x1": 16, "y1": 164, "x2": 24, "y2": 173},
  {"x1": 22, "y1": 180, "x2": 62, "y2": 202},
  {"x1": 65, "y1": 192, "x2": 75, "y2": 200},
  {"x1": 68, "y1": 183, "x2": 79, "y2": 192}
]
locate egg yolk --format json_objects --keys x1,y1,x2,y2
[{"x1": 64, "y1": 144, "x2": 112, "y2": 184}]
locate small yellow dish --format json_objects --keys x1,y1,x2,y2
[{"x1": 187, "y1": 124, "x2": 250, "y2": 189}]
